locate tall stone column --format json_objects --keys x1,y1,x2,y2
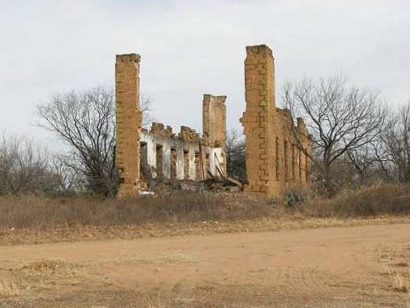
[
  {"x1": 202, "y1": 94, "x2": 227, "y2": 175},
  {"x1": 241, "y1": 45, "x2": 276, "y2": 196},
  {"x1": 202, "y1": 94, "x2": 227, "y2": 148},
  {"x1": 115, "y1": 54, "x2": 142, "y2": 197}
]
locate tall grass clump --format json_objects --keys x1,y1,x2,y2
[
  {"x1": 303, "y1": 184, "x2": 410, "y2": 218},
  {"x1": 0, "y1": 193, "x2": 272, "y2": 230}
]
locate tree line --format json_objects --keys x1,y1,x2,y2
[{"x1": 1, "y1": 78, "x2": 409, "y2": 197}]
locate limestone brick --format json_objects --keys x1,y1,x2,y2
[
  {"x1": 115, "y1": 54, "x2": 142, "y2": 197},
  {"x1": 241, "y1": 45, "x2": 311, "y2": 197},
  {"x1": 202, "y1": 94, "x2": 227, "y2": 148}
]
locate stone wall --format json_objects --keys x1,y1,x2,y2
[
  {"x1": 203, "y1": 94, "x2": 227, "y2": 148},
  {"x1": 115, "y1": 53, "x2": 226, "y2": 197},
  {"x1": 140, "y1": 123, "x2": 225, "y2": 182},
  {"x1": 115, "y1": 46, "x2": 309, "y2": 198},
  {"x1": 115, "y1": 54, "x2": 142, "y2": 198},
  {"x1": 241, "y1": 45, "x2": 311, "y2": 197}
]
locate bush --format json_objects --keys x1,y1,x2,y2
[
  {"x1": 304, "y1": 184, "x2": 410, "y2": 218},
  {"x1": 284, "y1": 189, "x2": 309, "y2": 208}
]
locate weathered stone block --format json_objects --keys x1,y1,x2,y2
[{"x1": 241, "y1": 44, "x2": 311, "y2": 197}]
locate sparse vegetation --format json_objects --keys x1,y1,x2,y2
[
  {"x1": 282, "y1": 76, "x2": 388, "y2": 196},
  {"x1": 0, "y1": 134, "x2": 59, "y2": 195},
  {"x1": 0, "y1": 184, "x2": 409, "y2": 234},
  {"x1": 301, "y1": 184, "x2": 410, "y2": 218},
  {"x1": 0, "y1": 193, "x2": 272, "y2": 230},
  {"x1": 1, "y1": 2, "x2": 409, "y2": 306},
  {"x1": 226, "y1": 129, "x2": 246, "y2": 182},
  {"x1": 0, "y1": 280, "x2": 19, "y2": 298}
]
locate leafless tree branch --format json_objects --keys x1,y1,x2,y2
[{"x1": 282, "y1": 76, "x2": 388, "y2": 195}]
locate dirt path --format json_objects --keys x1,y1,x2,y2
[{"x1": 1, "y1": 223, "x2": 409, "y2": 307}]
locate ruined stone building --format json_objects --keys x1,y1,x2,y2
[
  {"x1": 241, "y1": 45, "x2": 311, "y2": 197},
  {"x1": 115, "y1": 44, "x2": 311, "y2": 198},
  {"x1": 115, "y1": 54, "x2": 227, "y2": 197}
]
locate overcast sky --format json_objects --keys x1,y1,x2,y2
[{"x1": 0, "y1": 0, "x2": 409, "y2": 148}]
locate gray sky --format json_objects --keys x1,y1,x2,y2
[{"x1": 1, "y1": 0, "x2": 409, "y2": 148}]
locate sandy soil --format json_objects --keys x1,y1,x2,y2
[{"x1": 0, "y1": 223, "x2": 409, "y2": 307}]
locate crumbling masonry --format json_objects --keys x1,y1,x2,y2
[
  {"x1": 115, "y1": 44, "x2": 310, "y2": 198},
  {"x1": 115, "y1": 54, "x2": 142, "y2": 198},
  {"x1": 115, "y1": 54, "x2": 227, "y2": 197},
  {"x1": 241, "y1": 45, "x2": 311, "y2": 197}
]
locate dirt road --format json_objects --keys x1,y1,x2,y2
[{"x1": 1, "y1": 223, "x2": 409, "y2": 307}]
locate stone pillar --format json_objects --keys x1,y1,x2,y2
[
  {"x1": 147, "y1": 139, "x2": 157, "y2": 171},
  {"x1": 188, "y1": 147, "x2": 196, "y2": 180},
  {"x1": 115, "y1": 54, "x2": 142, "y2": 198},
  {"x1": 202, "y1": 94, "x2": 227, "y2": 148},
  {"x1": 163, "y1": 143, "x2": 171, "y2": 179},
  {"x1": 241, "y1": 45, "x2": 276, "y2": 196},
  {"x1": 176, "y1": 145, "x2": 185, "y2": 180}
]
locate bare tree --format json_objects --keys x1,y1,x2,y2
[
  {"x1": 36, "y1": 87, "x2": 153, "y2": 196},
  {"x1": 140, "y1": 95, "x2": 154, "y2": 128},
  {"x1": 37, "y1": 87, "x2": 118, "y2": 196},
  {"x1": 0, "y1": 134, "x2": 56, "y2": 195},
  {"x1": 383, "y1": 100, "x2": 410, "y2": 182},
  {"x1": 282, "y1": 76, "x2": 387, "y2": 195},
  {"x1": 49, "y1": 154, "x2": 84, "y2": 194},
  {"x1": 226, "y1": 129, "x2": 246, "y2": 182},
  {"x1": 345, "y1": 138, "x2": 394, "y2": 184}
]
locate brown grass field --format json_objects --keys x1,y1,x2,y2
[{"x1": 0, "y1": 184, "x2": 409, "y2": 307}]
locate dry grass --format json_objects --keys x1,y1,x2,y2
[
  {"x1": 300, "y1": 184, "x2": 410, "y2": 218},
  {"x1": 390, "y1": 260, "x2": 410, "y2": 295},
  {"x1": 1, "y1": 216, "x2": 409, "y2": 246},
  {"x1": 0, "y1": 193, "x2": 273, "y2": 230},
  {"x1": 20, "y1": 259, "x2": 68, "y2": 272},
  {"x1": 377, "y1": 242, "x2": 410, "y2": 307},
  {"x1": 382, "y1": 263, "x2": 410, "y2": 294},
  {"x1": 389, "y1": 266, "x2": 410, "y2": 307},
  {"x1": 0, "y1": 184, "x2": 409, "y2": 246},
  {"x1": 0, "y1": 280, "x2": 19, "y2": 298},
  {"x1": 0, "y1": 258, "x2": 86, "y2": 298},
  {"x1": 392, "y1": 270, "x2": 410, "y2": 293}
]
